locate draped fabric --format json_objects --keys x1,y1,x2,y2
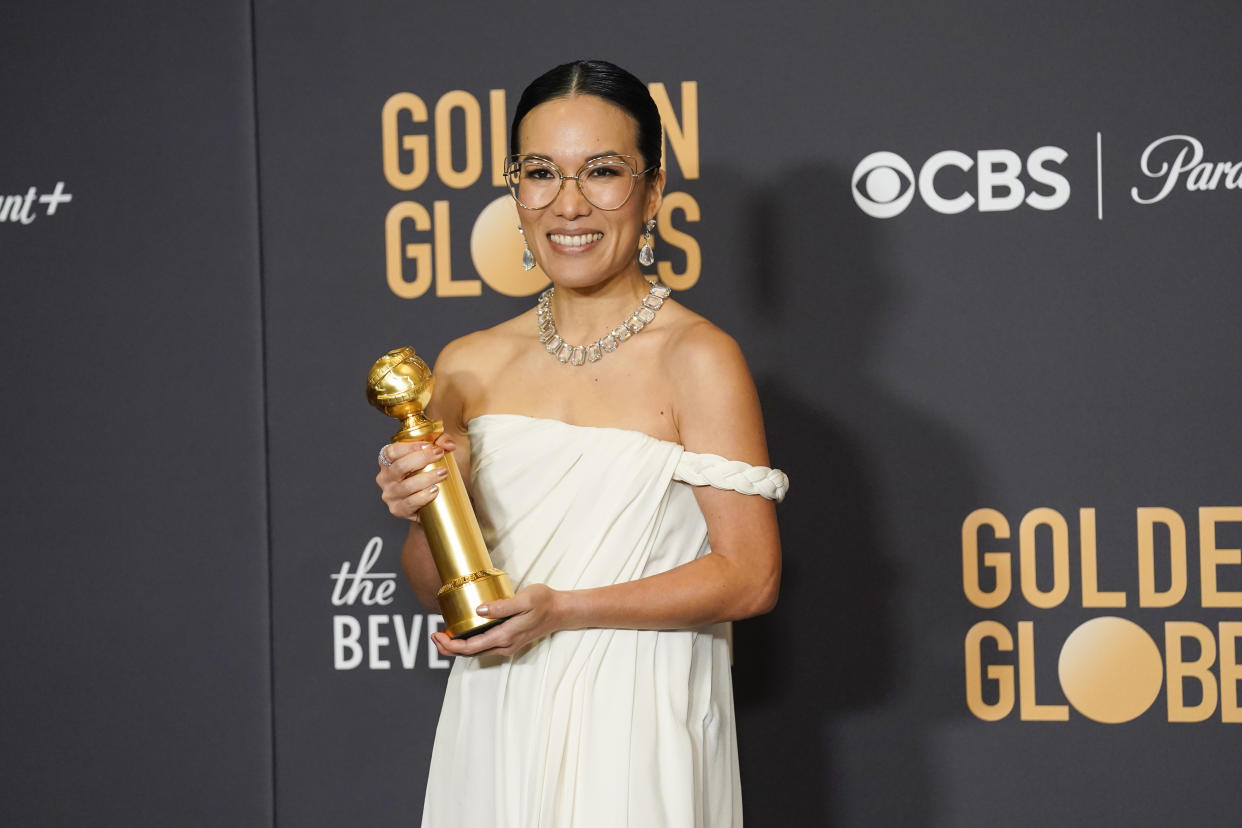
[{"x1": 421, "y1": 414, "x2": 786, "y2": 828}]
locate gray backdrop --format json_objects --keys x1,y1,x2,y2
[{"x1": 3, "y1": 1, "x2": 1240, "y2": 826}]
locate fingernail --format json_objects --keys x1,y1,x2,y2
[
  {"x1": 431, "y1": 447, "x2": 445, "y2": 458},
  {"x1": 436, "y1": 467, "x2": 449, "y2": 479},
  {"x1": 427, "y1": 484, "x2": 439, "y2": 494},
  {"x1": 476, "y1": 604, "x2": 489, "y2": 615}
]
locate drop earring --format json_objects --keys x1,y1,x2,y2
[
  {"x1": 519, "y1": 225, "x2": 535, "y2": 271},
  {"x1": 638, "y1": 218, "x2": 656, "y2": 267}
]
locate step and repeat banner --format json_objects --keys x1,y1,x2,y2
[
  {"x1": 1, "y1": 4, "x2": 271, "y2": 827},
  {"x1": 5, "y1": 1, "x2": 1240, "y2": 826}
]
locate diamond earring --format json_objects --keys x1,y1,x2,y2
[
  {"x1": 519, "y1": 225, "x2": 535, "y2": 271},
  {"x1": 638, "y1": 219, "x2": 655, "y2": 267}
]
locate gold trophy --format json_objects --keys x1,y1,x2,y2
[{"x1": 367, "y1": 346, "x2": 514, "y2": 638}]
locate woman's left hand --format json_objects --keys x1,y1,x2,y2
[{"x1": 430, "y1": 583, "x2": 567, "y2": 659}]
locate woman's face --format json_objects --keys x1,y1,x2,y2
[{"x1": 515, "y1": 94, "x2": 664, "y2": 290}]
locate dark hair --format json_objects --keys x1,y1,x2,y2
[{"x1": 510, "y1": 60, "x2": 663, "y2": 170}]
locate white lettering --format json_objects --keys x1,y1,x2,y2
[
  {"x1": 392, "y1": 614, "x2": 425, "y2": 668},
  {"x1": 1132, "y1": 135, "x2": 1203, "y2": 204},
  {"x1": 37, "y1": 181, "x2": 72, "y2": 215},
  {"x1": 332, "y1": 614, "x2": 449, "y2": 670},
  {"x1": 977, "y1": 149, "x2": 1025, "y2": 212},
  {"x1": 428, "y1": 614, "x2": 452, "y2": 669},
  {"x1": 1227, "y1": 161, "x2": 1242, "y2": 189},
  {"x1": 857, "y1": 146, "x2": 1072, "y2": 217},
  {"x1": 0, "y1": 187, "x2": 38, "y2": 224},
  {"x1": 0, "y1": 183, "x2": 76, "y2": 223},
  {"x1": 1207, "y1": 161, "x2": 1232, "y2": 190},
  {"x1": 1187, "y1": 161, "x2": 1215, "y2": 191},
  {"x1": 919, "y1": 150, "x2": 975, "y2": 214},
  {"x1": 368, "y1": 614, "x2": 392, "y2": 669},
  {"x1": 331, "y1": 536, "x2": 398, "y2": 606},
  {"x1": 1025, "y1": 146, "x2": 1071, "y2": 210},
  {"x1": 333, "y1": 615, "x2": 363, "y2": 670},
  {"x1": 1132, "y1": 135, "x2": 1241, "y2": 204}
]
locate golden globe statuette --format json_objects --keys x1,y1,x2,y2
[{"x1": 367, "y1": 346, "x2": 514, "y2": 638}]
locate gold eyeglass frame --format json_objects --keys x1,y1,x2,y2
[{"x1": 504, "y1": 153, "x2": 658, "y2": 211}]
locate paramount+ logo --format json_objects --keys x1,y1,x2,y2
[
  {"x1": 852, "y1": 146, "x2": 1070, "y2": 218},
  {"x1": 962, "y1": 506, "x2": 1242, "y2": 724}
]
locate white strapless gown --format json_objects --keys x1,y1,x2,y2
[{"x1": 420, "y1": 414, "x2": 788, "y2": 828}]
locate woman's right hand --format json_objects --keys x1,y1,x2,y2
[{"x1": 375, "y1": 434, "x2": 456, "y2": 521}]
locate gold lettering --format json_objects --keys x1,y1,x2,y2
[
  {"x1": 434, "y1": 91, "x2": 483, "y2": 189},
  {"x1": 385, "y1": 201, "x2": 432, "y2": 299},
  {"x1": 432, "y1": 200, "x2": 479, "y2": 297},
  {"x1": 1165, "y1": 621, "x2": 1218, "y2": 722},
  {"x1": 656, "y1": 192, "x2": 701, "y2": 291},
  {"x1": 648, "y1": 81, "x2": 699, "y2": 180},
  {"x1": 1137, "y1": 507, "x2": 1188, "y2": 607},
  {"x1": 1220, "y1": 622, "x2": 1242, "y2": 723},
  {"x1": 962, "y1": 508, "x2": 1011, "y2": 609},
  {"x1": 1019, "y1": 508, "x2": 1070, "y2": 609},
  {"x1": 382, "y1": 93, "x2": 430, "y2": 191},
  {"x1": 1018, "y1": 621, "x2": 1068, "y2": 721},
  {"x1": 965, "y1": 621, "x2": 1014, "y2": 721},
  {"x1": 489, "y1": 89, "x2": 509, "y2": 188},
  {"x1": 1079, "y1": 508, "x2": 1125, "y2": 608},
  {"x1": 1199, "y1": 507, "x2": 1242, "y2": 607}
]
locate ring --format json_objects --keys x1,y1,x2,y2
[{"x1": 378, "y1": 445, "x2": 393, "y2": 467}]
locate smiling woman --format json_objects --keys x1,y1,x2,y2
[{"x1": 374, "y1": 59, "x2": 788, "y2": 828}]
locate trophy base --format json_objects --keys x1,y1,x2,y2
[{"x1": 438, "y1": 568, "x2": 515, "y2": 639}]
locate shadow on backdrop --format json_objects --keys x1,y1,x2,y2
[{"x1": 721, "y1": 164, "x2": 984, "y2": 826}]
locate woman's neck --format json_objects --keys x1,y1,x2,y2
[{"x1": 548, "y1": 269, "x2": 651, "y2": 343}]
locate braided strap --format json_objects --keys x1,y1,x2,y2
[{"x1": 673, "y1": 451, "x2": 789, "y2": 502}]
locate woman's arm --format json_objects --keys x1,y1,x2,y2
[{"x1": 434, "y1": 323, "x2": 781, "y2": 657}]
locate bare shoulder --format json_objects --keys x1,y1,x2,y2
[
  {"x1": 663, "y1": 305, "x2": 748, "y2": 375},
  {"x1": 659, "y1": 303, "x2": 768, "y2": 464},
  {"x1": 429, "y1": 311, "x2": 534, "y2": 431},
  {"x1": 433, "y1": 310, "x2": 532, "y2": 375}
]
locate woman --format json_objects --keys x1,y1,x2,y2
[{"x1": 376, "y1": 60, "x2": 787, "y2": 828}]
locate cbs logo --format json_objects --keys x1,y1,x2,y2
[{"x1": 852, "y1": 147, "x2": 1071, "y2": 218}]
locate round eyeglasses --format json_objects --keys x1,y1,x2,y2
[{"x1": 504, "y1": 154, "x2": 657, "y2": 211}]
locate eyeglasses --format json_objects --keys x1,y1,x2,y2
[{"x1": 504, "y1": 154, "x2": 657, "y2": 211}]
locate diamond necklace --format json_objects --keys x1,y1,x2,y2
[{"x1": 536, "y1": 280, "x2": 672, "y2": 366}]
